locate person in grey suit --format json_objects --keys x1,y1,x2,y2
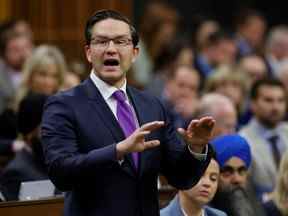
[
  {"x1": 240, "y1": 78, "x2": 288, "y2": 198},
  {"x1": 0, "y1": 31, "x2": 33, "y2": 114},
  {"x1": 161, "y1": 157, "x2": 227, "y2": 216}
]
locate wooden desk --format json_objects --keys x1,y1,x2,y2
[
  {"x1": 0, "y1": 196, "x2": 64, "y2": 216},
  {"x1": 0, "y1": 188, "x2": 176, "y2": 216}
]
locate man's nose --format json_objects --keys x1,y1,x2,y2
[
  {"x1": 231, "y1": 172, "x2": 243, "y2": 185},
  {"x1": 106, "y1": 40, "x2": 117, "y2": 52}
]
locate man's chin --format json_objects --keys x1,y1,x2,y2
[
  {"x1": 102, "y1": 65, "x2": 121, "y2": 72},
  {"x1": 101, "y1": 75, "x2": 125, "y2": 86}
]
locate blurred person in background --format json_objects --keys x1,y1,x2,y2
[
  {"x1": 263, "y1": 150, "x2": 288, "y2": 216},
  {"x1": 67, "y1": 60, "x2": 88, "y2": 81},
  {"x1": 0, "y1": 93, "x2": 49, "y2": 201},
  {"x1": 194, "y1": 30, "x2": 237, "y2": 85},
  {"x1": 236, "y1": 54, "x2": 268, "y2": 127},
  {"x1": 238, "y1": 54, "x2": 268, "y2": 89},
  {"x1": 0, "y1": 19, "x2": 33, "y2": 40},
  {"x1": 0, "y1": 23, "x2": 34, "y2": 163},
  {"x1": 0, "y1": 45, "x2": 66, "y2": 161},
  {"x1": 61, "y1": 71, "x2": 81, "y2": 91},
  {"x1": 161, "y1": 157, "x2": 227, "y2": 216},
  {"x1": 14, "y1": 44, "x2": 67, "y2": 110},
  {"x1": 194, "y1": 19, "x2": 220, "y2": 52},
  {"x1": 196, "y1": 93, "x2": 237, "y2": 138},
  {"x1": 0, "y1": 31, "x2": 33, "y2": 114},
  {"x1": 146, "y1": 36, "x2": 194, "y2": 97},
  {"x1": 240, "y1": 78, "x2": 288, "y2": 199},
  {"x1": 204, "y1": 65, "x2": 247, "y2": 120},
  {"x1": 277, "y1": 62, "x2": 288, "y2": 92},
  {"x1": 264, "y1": 25, "x2": 288, "y2": 78},
  {"x1": 277, "y1": 62, "x2": 288, "y2": 121},
  {"x1": 133, "y1": 0, "x2": 180, "y2": 86},
  {"x1": 161, "y1": 64, "x2": 200, "y2": 128},
  {"x1": 234, "y1": 9, "x2": 267, "y2": 57},
  {"x1": 210, "y1": 134, "x2": 266, "y2": 216}
]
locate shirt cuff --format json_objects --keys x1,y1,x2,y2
[
  {"x1": 118, "y1": 159, "x2": 124, "y2": 165},
  {"x1": 188, "y1": 145, "x2": 208, "y2": 161}
]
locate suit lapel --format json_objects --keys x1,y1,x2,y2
[
  {"x1": 85, "y1": 79, "x2": 124, "y2": 141},
  {"x1": 84, "y1": 79, "x2": 137, "y2": 177}
]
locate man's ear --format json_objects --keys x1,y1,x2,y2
[
  {"x1": 132, "y1": 47, "x2": 139, "y2": 63},
  {"x1": 85, "y1": 45, "x2": 92, "y2": 63}
]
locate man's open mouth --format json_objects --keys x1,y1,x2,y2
[{"x1": 104, "y1": 59, "x2": 120, "y2": 66}]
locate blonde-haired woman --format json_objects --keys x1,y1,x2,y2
[
  {"x1": 263, "y1": 150, "x2": 288, "y2": 216},
  {"x1": 14, "y1": 45, "x2": 67, "y2": 110}
]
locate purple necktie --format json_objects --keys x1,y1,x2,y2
[{"x1": 113, "y1": 90, "x2": 138, "y2": 169}]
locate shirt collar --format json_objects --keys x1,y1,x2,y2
[
  {"x1": 90, "y1": 70, "x2": 127, "y2": 101},
  {"x1": 252, "y1": 118, "x2": 280, "y2": 139}
]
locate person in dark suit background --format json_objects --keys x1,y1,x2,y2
[
  {"x1": 0, "y1": 93, "x2": 49, "y2": 201},
  {"x1": 41, "y1": 10, "x2": 215, "y2": 216}
]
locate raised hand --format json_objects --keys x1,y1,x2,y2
[
  {"x1": 116, "y1": 121, "x2": 164, "y2": 158},
  {"x1": 177, "y1": 116, "x2": 215, "y2": 153}
]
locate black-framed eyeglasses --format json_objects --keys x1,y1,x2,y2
[
  {"x1": 220, "y1": 165, "x2": 248, "y2": 176},
  {"x1": 90, "y1": 37, "x2": 133, "y2": 49}
]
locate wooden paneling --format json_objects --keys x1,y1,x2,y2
[
  {"x1": 6, "y1": 0, "x2": 133, "y2": 63},
  {"x1": 0, "y1": 0, "x2": 11, "y2": 22}
]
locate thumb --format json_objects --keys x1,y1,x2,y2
[{"x1": 177, "y1": 128, "x2": 186, "y2": 137}]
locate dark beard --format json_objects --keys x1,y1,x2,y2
[{"x1": 258, "y1": 118, "x2": 279, "y2": 129}]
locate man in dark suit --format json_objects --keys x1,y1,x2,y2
[{"x1": 41, "y1": 10, "x2": 215, "y2": 216}]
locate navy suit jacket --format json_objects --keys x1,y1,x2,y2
[{"x1": 41, "y1": 78, "x2": 212, "y2": 216}]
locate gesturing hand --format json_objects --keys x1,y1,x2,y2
[
  {"x1": 177, "y1": 116, "x2": 215, "y2": 153},
  {"x1": 116, "y1": 121, "x2": 164, "y2": 158}
]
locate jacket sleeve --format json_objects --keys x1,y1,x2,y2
[
  {"x1": 156, "y1": 98, "x2": 213, "y2": 190},
  {"x1": 41, "y1": 95, "x2": 119, "y2": 191}
]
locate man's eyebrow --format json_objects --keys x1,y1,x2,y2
[{"x1": 92, "y1": 35, "x2": 131, "y2": 39}]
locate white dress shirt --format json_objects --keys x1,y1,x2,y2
[{"x1": 90, "y1": 71, "x2": 207, "y2": 160}]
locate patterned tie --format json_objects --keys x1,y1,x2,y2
[
  {"x1": 113, "y1": 90, "x2": 138, "y2": 169},
  {"x1": 268, "y1": 135, "x2": 281, "y2": 168}
]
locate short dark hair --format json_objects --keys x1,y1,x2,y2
[
  {"x1": 0, "y1": 31, "x2": 26, "y2": 57},
  {"x1": 84, "y1": 9, "x2": 139, "y2": 47},
  {"x1": 250, "y1": 78, "x2": 285, "y2": 100},
  {"x1": 17, "y1": 93, "x2": 48, "y2": 136},
  {"x1": 235, "y1": 8, "x2": 265, "y2": 28},
  {"x1": 205, "y1": 30, "x2": 235, "y2": 48},
  {"x1": 166, "y1": 63, "x2": 199, "y2": 82}
]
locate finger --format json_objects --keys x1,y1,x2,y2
[
  {"x1": 143, "y1": 140, "x2": 160, "y2": 149},
  {"x1": 177, "y1": 128, "x2": 187, "y2": 137},
  {"x1": 199, "y1": 116, "x2": 215, "y2": 124},
  {"x1": 134, "y1": 130, "x2": 150, "y2": 139},
  {"x1": 140, "y1": 121, "x2": 165, "y2": 132},
  {"x1": 198, "y1": 116, "x2": 215, "y2": 130},
  {"x1": 187, "y1": 119, "x2": 199, "y2": 133},
  {"x1": 177, "y1": 128, "x2": 192, "y2": 140}
]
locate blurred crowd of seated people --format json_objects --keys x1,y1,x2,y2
[
  {"x1": 1, "y1": 1, "x2": 288, "y2": 215},
  {"x1": 0, "y1": 18, "x2": 83, "y2": 201}
]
